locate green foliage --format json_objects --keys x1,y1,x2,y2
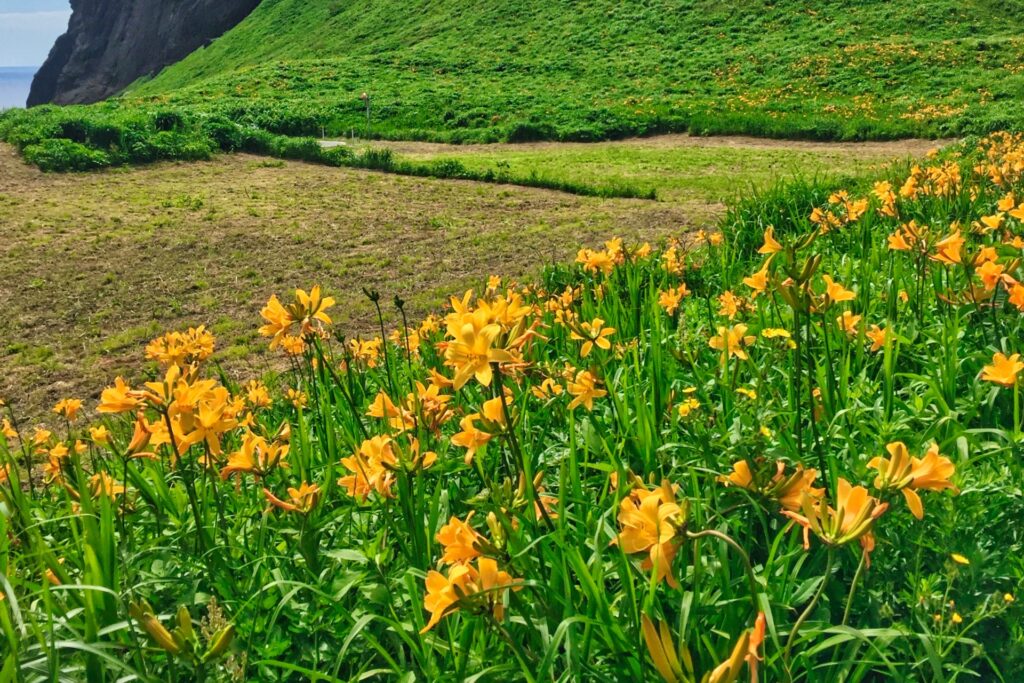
[
  {"x1": 5, "y1": 0, "x2": 1024, "y2": 179},
  {"x1": 119, "y1": 0, "x2": 1024, "y2": 143},
  {"x1": 22, "y1": 139, "x2": 111, "y2": 172},
  {"x1": 2, "y1": 134, "x2": 1023, "y2": 681}
]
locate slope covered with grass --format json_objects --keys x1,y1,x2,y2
[
  {"x1": 124, "y1": 0, "x2": 1024, "y2": 141},
  {"x1": 5, "y1": 0, "x2": 1024, "y2": 173}
]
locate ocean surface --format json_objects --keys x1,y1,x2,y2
[{"x1": 0, "y1": 67, "x2": 37, "y2": 109}]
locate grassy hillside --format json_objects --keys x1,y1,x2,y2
[
  {"x1": 4, "y1": 0, "x2": 1024, "y2": 174},
  {"x1": 122, "y1": 0, "x2": 1024, "y2": 141}
]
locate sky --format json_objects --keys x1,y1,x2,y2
[{"x1": 0, "y1": 0, "x2": 71, "y2": 67}]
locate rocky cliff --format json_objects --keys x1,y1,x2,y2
[{"x1": 28, "y1": 0, "x2": 261, "y2": 106}]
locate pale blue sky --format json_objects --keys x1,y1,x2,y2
[{"x1": 0, "y1": 0, "x2": 71, "y2": 67}]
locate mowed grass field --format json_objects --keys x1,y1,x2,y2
[
  {"x1": 0, "y1": 136, "x2": 930, "y2": 419},
  {"x1": 369, "y1": 134, "x2": 943, "y2": 203}
]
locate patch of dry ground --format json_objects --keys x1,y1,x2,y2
[{"x1": 0, "y1": 145, "x2": 703, "y2": 421}]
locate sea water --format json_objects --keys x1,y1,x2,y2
[{"x1": 0, "y1": 67, "x2": 37, "y2": 109}]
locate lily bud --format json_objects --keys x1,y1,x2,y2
[{"x1": 202, "y1": 624, "x2": 236, "y2": 663}]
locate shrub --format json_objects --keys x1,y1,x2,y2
[
  {"x1": 153, "y1": 109, "x2": 186, "y2": 132},
  {"x1": 22, "y1": 138, "x2": 111, "y2": 172},
  {"x1": 356, "y1": 147, "x2": 395, "y2": 170},
  {"x1": 200, "y1": 116, "x2": 245, "y2": 151},
  {"x1": 505, "y1": 120, "x2": 557, "y2": 142}
]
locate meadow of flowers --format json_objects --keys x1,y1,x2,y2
[{"x1": 2, "y1": 133, "x2": 1024, "y2": 681}]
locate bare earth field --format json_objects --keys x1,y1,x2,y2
[
  {"x1": 0, "y1": 145, "x2": 700, "y2": 420},
  {"x1": 0, "y1": 135, "x2": 937, "y2": 420}
]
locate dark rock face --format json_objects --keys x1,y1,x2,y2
[{"x1": 28, "y1": 0, "x2": 261, "y2": 106}]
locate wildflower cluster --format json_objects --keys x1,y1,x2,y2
[{"x1": 2, "y1": 135, "x2": 1023, "y2": 679}]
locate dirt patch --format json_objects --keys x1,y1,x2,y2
[{"x1": 0, "y1": 145, "x2": 712, "y2": 422}]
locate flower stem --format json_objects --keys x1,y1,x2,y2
[
  {"x1": 784, "y1": 549, "x2": 834, "y2": 675},
  {"x1": 842, "y1": 549, "x2": 867, "y2": 626}
]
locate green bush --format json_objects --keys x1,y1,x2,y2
[
  {"x1": 200, "y1": 116, "x2": 245, "y2": 151},
  {"x1": 22, "y1": 139, "x2": 112, "y2": 172},
  {"x1": 356, "y1": 147, "x2": 395, "y2": 170}
]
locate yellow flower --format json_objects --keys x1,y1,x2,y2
[
  {"x1": 822, "y1": 275, "x2": 855, "y2": 304},
  {"x1": 866, "y1": 324, "x2": 888, "y2": 352},
  {"x1": 977, "y1": 259, "x2": 1006, "y2": 291},
  {"x1": 720, "y1": 459, "x2": 823, "y2": 512},
  {"x1": 32, "y1": 427, "x2": 53, "y2": 453},
  {"x1": 951, "y1": 612, "x2": 963, "y2": 625},
  {"x1": 1, "y1": 419, "x2": 17, "y2": 440},
  {"x1": 258, "y1": 295, "x2": 293, "y2": 349},
  {"x1": 951, "y1": 553, "x2": 970, "y2": 565},
  {"x1": 615, "y1": 481, "x2": 686, "y2": 588},
  {"x1": 758, "y1": 226, "x2": 783, "y2": 254},
  {"x1": 146, "y1": 326, "x2": 216, "y2": 367},
  {"x1": 338, "y1": 436, "x2": 398, "y2": 499},
  {"x1": 782, "y1": 478, "x2": 888, "y2": 562},
  {"x1": 658, "y1": 284, "x2": 690, "y2": 315},
  {"x1": 980, "y1": 213, "x2": 1005, "y2": 232},
  {"x1": 293, "y1": 286, "x2": 336, "y2": 333},
  {"x1": 706, "y1": 612, "x2": 766, "y2": 683},
  {"x1": 88, "y1": 425, "x2": 110, "y2": 445},
  {"x1": 444, "y1": 309, "x2": 518, "y2": 390},
  {"x1": 97, "y1": 377, "x2": 141, "y2": 414},
  {"x1": 420, "y1": 557, "x2": 519, "y2": 633},
  {"x1": 571, "y1": 318, "x2": 616, "y2": 358},
  {"x1": 836, "y1": 310, "x2": 862, "y2": 337},
  {"x1": 451, "y1": 397, "x2": 506, "y2": 463},
  {"x1": 221, "y1": 432, "x2": 289, "y2": 481},
  {"x1": 640, "y1": 614, "x2": 690, "y2": 683},
  {"x1": 531, "y1": 377, "x2": 564, "y2": 400},
  {"x1": 742, "y1": 265, "x2": 769, "y2": 298},
  {"x1": 677, "y1": 397, "x2": 700, "y2": 418},
  {"x1": 1005, "y1": 593, "x2": 1015, "y2": 603},
  {"x1": 263, "y1": 482, "x2": 320, "y2": 514},
  {"x1": 718, "y1": 291, "x2": 741, "y2": 319},
  {"x1": 259, "y1": 286, "x2": 335, "y2": 348},
  {"x1": 436, "y1": 513, "x2": 483, "y2": 564},
  {"x1": 287, "y1": 388, "x2": 308, "y2": 408},
  {"x1": 641, "y1": 612, "x2": 765, "y2": 683},
  {"x1": 981, "y1": 352, "x2": 1024, "y2": 387},
  {"x1": 89, "y1": 471, "x2": 125, "y2": 500},
  {"x1": 53, "y1": 398, "x2": 83, "y2": 421},
  {"x1": 868, "y1": 442, "x2": 958, "y2": 519},
  {"x1": 888, "y1": 230, "x2": 912, "y2": 251},
  {"x1": 709, "y1": 324, "x2": 755, "y2": 361},
  {"x1": 367, "y1": 390, "x2": 416, "y2": 433},
  {"x1": 244, "y1": 380, "x2": 272, "y2": 408},
  {"x1": 931, "y1": 230, "x2": 964, "y2": 265},
  {"x1": 567, "y1": 370, "x2": 607, "y2": 411},
  {"x1": 348, "y1": 337, "x2": 382, "y2": 367},
  {"x1": 576, "y1": 248, "x2": 615, "y2": 275},
  {"x1": 175, "y1": 388, "x2": 238, "y2": 456},
  {"x1": 421, "y1": 563, "x2": 474, "y2": 634}
]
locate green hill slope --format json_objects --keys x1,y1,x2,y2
[
  {"x1": 4, "y1": 0, "x2": 1024, "y2": 173},
  {"x1": 124, "y1": 0, "x2": 1024, "y2": 141}
]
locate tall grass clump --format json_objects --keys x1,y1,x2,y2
[{"x1": 2, "y1": 134, "x2": 1024, "y2": 680}]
